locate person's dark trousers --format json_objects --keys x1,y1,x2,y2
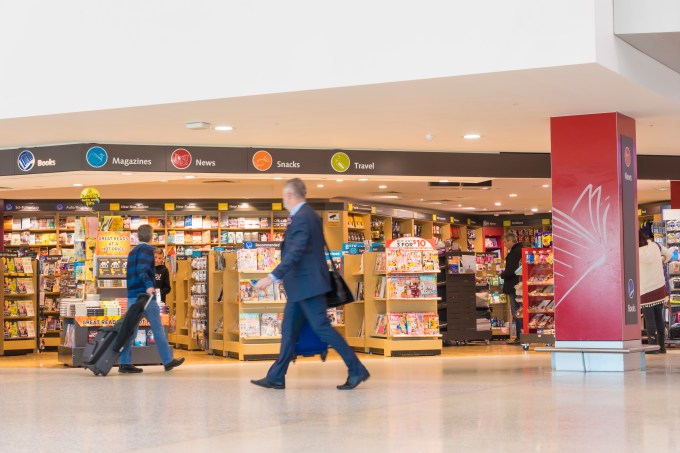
[
  {"x1": 642, "y1": 304, "x2": 665, "y2": 350},
  {"x1": 267, "y1": 294, "x2": 367, "y2": 384},
  {"x1": 508, "y1": 293, "x2": 523, "y2": 337}
]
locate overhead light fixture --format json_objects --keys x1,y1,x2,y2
[
  {"x1": 463, "y1": 134, "x2": 481, "y2": 140},
  {"x1": 439, "y1": 179, "x2": 449, "y2": 183},
  {"x1": 73, "y1": 183, "x2": 83, "y2": 187},
  {"x1": 122, "y1": 172, "x2": 133, "y2": 176},
  {"x1": 494, "y1": 202, "x2": 502, "y2": 206},
  {"x1": 213, "y1": 125, "x2": 234, "y2": 132},
  {"x1": 431, "y1": 202, "x2": 443, "y2": 205},
  {"x1": 657, "y1": 187, "x2": 669, "y2": 191},
  {"x1": 336, "y1": 179, "x2": 343, "y2": 182},
  {"x1": 457, "y1": 204, "x2": 463, "y2": 207},
  {"x1": 509, "y1": 193, "x2": 518, "y2": 197},
  {"x1": 382, "y1": 195, "x2": 400, "y2": 199},
  {"x1": 531, "y1": 208, "x2": 538, "y2": 212},
  {"x1": 358, "y1": 178, "x2": 369, "y2": 182},
  {"x1": 316, "y1": 184, "x2": 324, "y2": 188},
  {"x1": 186, "y1": 121, "x2": 211, "y2": 130},
  {"x1": 378, "y1": 185, "x2": 387, "y2": 189},
  {"x1": 542, "y1": 184, "x2": 550, "y2": 188},
  {"x1": 462, "y1": 207, "x2": 476, "y2": 210},
  {"x1": 272, "y1": 177, "x2": 284, "y2": 180},
  {"x1": 238, "y1": 203, "x2": 250, "y2": 209},
  {"x1": 184, "y1": 175, "x2": 196, "y2": 179},
  {"x1": 160, "y1": 180, "x2": 168, "y2": 183}
]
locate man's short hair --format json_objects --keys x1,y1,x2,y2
[
  {"x1": 504, "y1": 232, "x2": 518, "y2": 243},
  {"x1": 138, "y1": 224, "x2": 154, "y2": 243},
  {"x1": 284, "y1": 178, "x2": 307, "y2": 199}
]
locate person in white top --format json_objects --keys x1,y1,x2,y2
[{"x1": 639, "y1": 230, "x2": 672, "y2": 354}]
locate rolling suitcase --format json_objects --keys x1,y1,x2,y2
[
  {"x1": 295, "y1": 320, "x2": 328, "y2": 361},
  {"x1": 83, "y1": 293, "x2": 153, "y2": 376}
]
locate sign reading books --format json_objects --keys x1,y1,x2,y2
[{"x1": 96, "y1": 231, "x2": 131, "y2": 256}]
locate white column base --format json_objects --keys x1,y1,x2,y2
[{"x1": 551, "y1": 340, "x2": 646, "y2": 372}]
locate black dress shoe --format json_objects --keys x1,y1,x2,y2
[
  {"x1": 337, "y1": 372, "x2": 370, "y2": 390},
  {"x1": 118, "y1": 364, "x2": 143, "y2": 374},
  {"x1": 164, "y1": 357, "x2": 185, "y2": 371},
  {"x1": 251, "y1": 378, "x2": 285, "y2": 389}
]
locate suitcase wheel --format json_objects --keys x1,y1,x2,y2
[{"x1": 320, "y1": 351, "x2": 327, "y2": 362}]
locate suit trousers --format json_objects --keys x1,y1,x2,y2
[{"x1": 267, "y1": 294, "x2": 367, "y2": 384}]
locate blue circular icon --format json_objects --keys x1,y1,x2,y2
[
  {"x1": 17, "y1": 150, "x2": 35, "y2": 172},
  {"x1": 55, "y1": 203, "x2": 65, "y2": 211},
  {"x1": 5, "y1": 203, "x2": 14, "y2": 211},
  {"x1": 86, "y1": 146, "x2": 108, "y2": 168},
  {"x1": 627, "y1": 278, "x2": 635, "y2": 299}
]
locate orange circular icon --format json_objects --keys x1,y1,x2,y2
[{"x1": 252, "y1": 150, "x2": 273, "y2": 171}]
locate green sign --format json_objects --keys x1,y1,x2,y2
[{"x1": 331, "y1": 152, "x2": 351, "y2": 173}]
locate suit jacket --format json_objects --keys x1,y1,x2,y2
[
  {"x1": 271, "y1": 203, "x2": 331, "y2": 302},
  {"x1": 500, "y1": 242, "x2": 522, "y2": 295}
]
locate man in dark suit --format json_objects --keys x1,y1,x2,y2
[{"x1": 251, "y1": 178, "x2": 369, "y2": 390}]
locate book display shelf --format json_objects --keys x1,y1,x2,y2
[
  {"x1": 520, "y1": 247, "x2": 555, "y2": 350},
  {"x1": 341, "y1": 254, "x2": 366, "y2": 352},
  {"x1": 168, "y1": 260, "x2": 193, "y2": 349},
  {"x1": 365, "y1": 238, "x2": 442, "y2": 357},
  {"x1": 222, "y1": 246, "x2": 285, "y2": 360},
  {"x1": 38, "y1": 256, "x2": 64, "y2": 350},
  {"x1": 208, "y1": 251, "x2": 226, "y2": 355},
  {"x1": 189, "y1": 254, "x2": 209, "y2": 350},
  {"x1": 1, "y1": 255, "x2": 38, "y2": 355},
  {"x1": 475, "y1": 254, "x2": 511, "y2": 340}
]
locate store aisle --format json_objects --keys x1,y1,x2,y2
[{"x1": 1, "y1": 351, "x2": 679, "y2": 452}]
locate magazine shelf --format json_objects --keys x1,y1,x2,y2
[
  {"x1": 220, "y1": 248, "x2": 286, "y2": 360},
  {"x1": 520, "y1": 247, "x2": 555, "y2": 350},
  {"x1": 364, "y1": 239, "x2": 442, "y2": 357},
  {"x1": 1, "y1": 255, "x2": 38, "y2": 355},
  {"x1": 340, "y1": 254, "x2": 366, "y2": 351}
]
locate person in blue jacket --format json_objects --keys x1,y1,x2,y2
[
  {"x1": 119, "y1": 224, "x2": 185, "y2": 374},
  {"x1": 251, "y1": 178, "x2": 369, "y2": 390}
]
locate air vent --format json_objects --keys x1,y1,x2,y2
[
  {"x1": 202, "y1": 180, "x2": 236, "y2": 184},
  {"x1": 429, "y1": 181, "x2": 492, "y2": 189}
]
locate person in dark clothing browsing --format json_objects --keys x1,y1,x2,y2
[
  {"x1": 154, "y1": 248, "x2": 172, "y2": 303},
  {"x1": 501, "y1": 233, "x2": 523, "y2": 345}
]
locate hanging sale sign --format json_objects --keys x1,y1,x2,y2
[
  {"x1": 386, "y1": 237, "x2": 436, "y2": 250},
  {"x1": 96, "y1": 231, "x2": 131, "y2": 256}
]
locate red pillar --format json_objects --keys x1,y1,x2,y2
[
  {"x1": 550, "y1": 113, "x2": 641, "y2": 371},
  {"x1": 671, "y1": 181, "x2": 680, "y2": 209}
]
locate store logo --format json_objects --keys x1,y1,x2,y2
[
  {"x1": 55, "y1": 203, "x2": 65, "y2": 211},
  {"x1": 5, "y1": 203, "x2": 14, "y2": 211},
  {"x1": 624, "y1": 146, "x2": 631, "y2": 168},
  {"x1": 331, "y1": 152, "x2": 350, "y2": 173},
  {"x1": 171, "y1": 148, "x2": 192, "y2": 170},
  {"x1": 252, "y1": 150, "x2": 273, "y2": 171},
  {"x1": 86, "y1": 146, "x2": 108, "y2": 168},
  {"x1": 627, "y1": 278, "x2": 635, "y2": 299},
  {"x1": 17, "y1": 150, "x2": 35, "y2": 172}
]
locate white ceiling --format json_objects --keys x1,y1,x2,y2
[{"x1": 0, "y1": 63, "x2": 678, "y2": 214}]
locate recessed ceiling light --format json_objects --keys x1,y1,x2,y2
[
  {"x1": 462, "y1": 207, "x2": 476, "y2": 210},
  {"x1": 458, "y1": 204, "x2": 463, "y2": 207},
  {"x1": 186, "y1": 121, "x2": 211, "y2": 130},
  {"x1": 272, "y1": 177, "x2": 283, "y2": 180},
  {"x1": 336, "y1": 179, "x2": 343, "y2": 182},
  {"x1": 213, "y1": 125, "x2": 234, "y2": 132},
  {"x1": 239, "y1": 203, "x2": 250, "y2": 209},
  {"x1": 657, "y1": 187, "x2": 669, "y2": 191},
  {"x1": 122, "y1": 172, "x2": 133, "y2": 176},
  {"x1": 358, "y1": 178, "x2": 369, "y2": 182},
  {"x1": 316, "y1": 184, "x2": 324, "y2": 188},
  {"x1": 378, "y1": 185, "x2": 387, "y2": 189},
  {"x1": 73, "y1": 183, "x2": 83, "y2": 187},
  {"x1": 439, "y1": 179, "x2": 449, "y2": 183},
  {"x1": 382, "y1": 195, "x2": 400, "y2": 199},
  {"x1": 463, "y1": 134, "x2": 481, "y2": 140},
  {"x1": 160, "y1": 180, "x2": 168, "y2": 183},
  {"x1": 509, "y1": 193, "x2": 518, "y2": 197},
  {"x1": 431, "y1": 202, "x2": 443, "y2": 205},
  {"x1": 494, "y1": 202, "x2": 502, "y2": 206},
  {"x1": 542, "y1": 184, "x2": 550, "y2": 188},
  {"x1": 531, "y1": 208, "x2": 538, "y2": 212},
  {"x1": 184, "y1": 175, "x2": 195, "y2": 179}
]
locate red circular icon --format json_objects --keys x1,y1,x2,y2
[
  {"x1": 624, "y1": 147, "x2": 631, "y2": 168},
  {"x1": 171, "y1": 148, "x2": 192, "y2": 170}
]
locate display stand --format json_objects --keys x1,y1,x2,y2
[
  {"x1": 520, "y1": 247, "x2": 555, "y2": 350},
  {"x1": 169, "y1": 259, "x2": 192, "y2": 349},
  {"x1": 38, "y1": 255, "x2": 63, "y2": 350},
  {"x1": 1, "y1": 255, "x2": 38, "y2": 355},
  {"x1": 341, "y1": 253, "x2": 366, "y2": 352},
  {"x1": 188, "y1": 253, "x2": 209, "y2": 350},
  {"x1": 476, "y1": 254, "x2": 511, "y2": 340},
  {"x1": 658, "y1": 209, "x2": 680, "y2": 346},
  {"x1": 223, "y1": 247, "x2": 285, "y2": 360},
  {"x1": 365, "y1": 239, "x2": 442, "y2": 357},
  {"x1": 208, "y1": 251, "x2": 226, "y2": 355}
]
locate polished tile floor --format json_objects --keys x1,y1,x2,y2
[{"x1": 2, "y1": 345, "x2": 680, "y2": 452}]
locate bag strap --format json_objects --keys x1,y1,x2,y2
[{"x1": 317, "y1": 214, "x2": 340, "y2": 275}]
